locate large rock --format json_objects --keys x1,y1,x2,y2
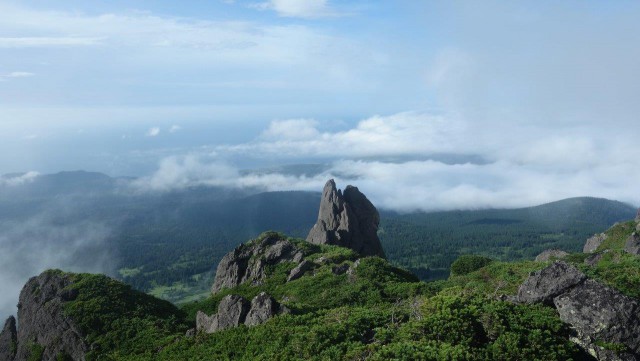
[
  {"x1": 624, "y1": 233, "x2": 640, "y2": 255},
  {"x1": 517, "y1": 262, "x2": 586, "y2": 304},
  {"x1": 555, "y1": 280, "x2": 640, "y2": 360},
  {"x1": 244, "y1": 292, "x2": 289, "y2": 326},
  {"x1": 287, "y1": 260, "x2": 313, "y2": 282},
  {"x1": 519, "y1": 262, "x2": 640, "y2": 360},
  {"x1": 14, "y1": 271, "x2": 88, "y2": 361},
  {"x1": 534, "y1": 249, "x2": 569, "y2": 262},
  {"x1": 212, "y1": 233, "x2": 304, "y2": 294},
  {"x1": 197, "y1": 292, "x2": 288, "y2": 333},
  {"x1": 306, "y1": 180, "x2": 386, "y2": 258},
  {"x1": 197, "y1": 295, "x2": 250, "y2": 333},
  {"x1": 584, "y1": 233, "x2": 607, "y2": 253},
  {"x1": 0, "y1": 316, "x2": 17, "y2": 361}
]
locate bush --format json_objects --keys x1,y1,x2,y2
[{"x1": 450, "y1": 255, "x2": 493, "y2": 276}]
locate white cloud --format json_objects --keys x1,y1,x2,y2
[
  {"x1": 223, "y1": 112, "x2": 465, "y2": 158},
  {"x1": 261, "y1": 119, "x2": 319, "y2": 140},
  {"x1": 251, "y1": 0, "x2": 334, "y2": 18},
  {"x1": 0, "y1": 37, "x2": 102, "y2": 48},
  {"x1": 6, "y1": 71, "x2": 35, "y2": 78},
  {"x1": 146, "y1": 127, "x2": 160, "y2": 137},
  {"x1": 169, "y1": 125, "x2": 182, "y2": 133},
  {"x1": 0, "y1": 171, "x2": 40, "y2": 187}
]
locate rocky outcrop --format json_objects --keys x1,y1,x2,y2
[
  {"x1": 584, "y1": 233, "x2": 607, "y2": 253},
  {"x1": 7, "y1": 270, "x2": 88, "y2": 361},
  {"x1": 0, "y1": 316, "x2": 17, "y2": 361},
  {"x1": 306, "y1": 180, "x2": 386, "y2": 258},
  {"x1": 624, "y1": 233, "x2": 640, "y2": 255},
  {"x1": 212, "y1": 233, "x2": 305, "y2": 294},
  {"x1": 196, "y1": 295, "x2": 250, "y2": 333},
  {"x1": 636, "y1": 208, "x2": 640, "y2": 222},
  {"x1": 555, "y1": 280, "x2": 640, "y2": 360},
  {"x1": 287, "y1": 260, "x2": 313, "y2": 282},
  {"x1": 534, "y1": 249, "x2": 569, "y2": 262},
  {"x1": 197, "y1": 292, "x2": 288, "y2": 333},
  {"x1": 518, "y1": 262, "x2": 586, "y2": 304},
  {"x1": 518, "y1": 262, "x2": 640, "y2": 360}
]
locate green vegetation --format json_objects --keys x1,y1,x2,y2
[
  {"x1": 64, "y1": 231, "x2": 638, "y2": 360},
  {"x1": 60, "y1": 272, "x2": 189, "y2": 360},
  {"x1": 450, "y1": 255, "x2": 494, "y2": 276},
  {"x1": 27, "y1": 343, "x2": 44, "y2": 361}
]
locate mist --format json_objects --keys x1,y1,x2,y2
[{"x1": 0, "y1": 200, "x2": 116, "y2": 319}]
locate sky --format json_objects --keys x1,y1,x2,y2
[{"x1": 1, "y1": 0, "x2": 640, "y2": 210}]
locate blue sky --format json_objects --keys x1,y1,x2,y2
[{"x1": 1, "y1": 0, "x2": 640, "y2": 209}]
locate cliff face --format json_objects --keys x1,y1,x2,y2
[
  {"x1": 0, "y1": 316, "x2": 17, "y2": 360},
  {"x1": 7, "y1": 271, "x2": 88, "y2": 361},
  {"x1": 306, "y1": 180, "x2": 386, "y2": 258}
]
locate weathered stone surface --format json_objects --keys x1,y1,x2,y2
[
  {"x1": 212, "y1": 234, "x2": 305, "y2": 294},
  {"x1": 306, "y1": 180, "x2": 386, "y2": 258},
  {"x1": 584, "y1": 252, "x2": 606, "y2": 267},
  {"x1": 14, "y1": 271, "x2": 88, "y2": 361},
  {"x1": 196, "y1": 295, "x2": 250, "y2": 333},
  {"x1": 636, "y1": 208, "x2": 640, "y2": 222},
  {"x1": 517, "y1": 262, "x2": 586, "y2": 304},
  {"x1": 555, "y1": 279, "x2": 640, "y2": 359},
  {"x1": 0, "y1": 316, "x2": 17, "y2": 361},
  {"x1": 197, "y1": 292, "x2": 288, "y2": 333},
  {"x1": 624, "y1": 233, "x2": 640, "y2": 255},
  {"x1": 584, "y1": 233, "x2": 607, "y2": 253},
  {"x1": 287, "y1": 260, "x2": 313, "y2": 282},
  {"x1": 534, "y1": 249, "x2": 569, "y2": 262},
  {"x1": 331, "y1": 263, "x2": 350, "y2": 275},
  {"x1": 518, "y1": 262, "x2": 640, "y2": 360},
  {"x1": 244, "y1": 292, "x2": 279, "y2": 327}
]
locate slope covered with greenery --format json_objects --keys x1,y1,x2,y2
[{"x1": 56, "y1": 229, "x2": 640, "y2": 360}]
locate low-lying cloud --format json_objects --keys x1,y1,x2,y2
[
  {"x1": 0, "y1": 213, "x2": 115, "y2": 319},
  {"x1": 134, "y1": 111, "x2": 640, "y2": 211}
]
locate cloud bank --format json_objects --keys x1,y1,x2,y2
[{"x1": 134, "y1": 112, "x2": 640, "y2": 212}]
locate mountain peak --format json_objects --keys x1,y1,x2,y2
[{"x1": 306, "y1": 179, "x2": 386, "y2": 258}]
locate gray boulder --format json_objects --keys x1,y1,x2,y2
[
  {"x1": 14, "y1": 271, "x2": 88, "y2": 361},
  {"x1": 0, "y1": 316, "x2": 17, "y2": 361},
  {"x1": 245, "y1": 292, "x2": 281, "y2": 326},
  {"x1": 535, "y1": 249, "x2": 569, "y2": 262},
  {"x1": 197, "y1": 292, "x2": 288, "y2": 333},
  {"x1": 584, "y1": 233, "x2": 608, "y2": 253},
  {"x1": 519, "y1": 262, "x2": 640, "y2": 360},
  {"x1": 517, "y1": 261, "x2": 586, "y2": 304},
  {"x1": 306, "y1": 180, "x2": 386, "y2": 258},
  {"x1": 196, "y1": 295, "x2": 250, "y2": 333},
  {"x1": 584, "y1": 252, "x2": 607, "y2": 267},
  {"x1": 555, "y1": 279, "x2": 640, "y2": 359},
  {"x1": 212, "y1": 234, "x2": 305, "y2": 294},
  {"x1": 287, "y1": 260, "x2": 313, "y2": 282},
  {"x1": 624, "y1": 233, "x2": 640, "y2": 255}
]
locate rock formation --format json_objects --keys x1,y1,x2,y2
[
  {"x1": 584, "y1": 233, "x2": 607, "y2": 253},
  {"x1": 0, "y1": 316, "x2": 17, "y2": 361},
  {"x1": 196, "y1": 292, "x2": 288, "y2": 333},
  {"x1": 196, "y1": 295, "x2": 250, "y2": 333},
  {"x1": 624, "y1": 233, "x2": 640, "y2": 255},
  {"x1": 1, "y1": 270, "x2": 89, "y2": 361},
  {"x1": 212, "y1": 233, "x2": 305, "y2": 294},
  {"x1": 517, "y1": 262, "x2": 586, "y2": 304},
  {"x1": 306, "y1": 180, "x2": 386, "y2": 258},
  {"x1": 518, "y1": 262, "x2": 640, "y2": 360},
  {"x1": 534, "y1": 249, "x2": 569, "y2": 262},
  {"x1": 636, "y1": 208, "x2": 640, "y2": 222}
]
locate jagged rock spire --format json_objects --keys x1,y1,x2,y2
[{"x1": 306, "y1": 179, "x2": 386, "y2": 258}]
